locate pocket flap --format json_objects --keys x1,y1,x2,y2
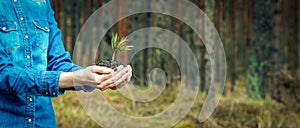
[
  {"x1": 0, "y1": 20, "x2": 17, "y2": 32},
  {"x1": 33, "y1": 20, "x2": 50, "y2": 32}
]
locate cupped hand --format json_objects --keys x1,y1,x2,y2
[
  {"x1": 73, "y1": 66, "x2": 113, "y2": 89},
  {"x1": 107, "y1": 65, "x2": 133, "y2": 90},
  {"x1": 73, "y1": 65, "x2": 132, "y2": 91}
]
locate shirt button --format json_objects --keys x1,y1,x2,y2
[
  {"x1": 20, "y1": 17, "x2": 24, "y2": 21},
  {"x1": 29, "y1": 98, "x2": 33, "y2": 102},
  {"x1": 52, "y1": 92, "x2": 56, "y2": 96},
  {"x1": 26, "y1": 55, "x2": 30, "y2": 59},
  {"x1": 25, "y1": 35, "x2": 29, "y2": 39},
  {"x1": 28, "y1": 119, "x2": 32, "y2": 122},
  {"x1": 45, "y1": 92, "x2": 49, "y2": 95},
  {"x1": 2, "y1": 27, "x2": 6, "y2": 31}
]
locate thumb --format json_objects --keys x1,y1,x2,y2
[{"x1": 92, "y1": 66, "x2": 113, "y2": 74}]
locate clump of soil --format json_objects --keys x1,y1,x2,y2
[
  {"x1": 96, "y1": 59, "x2": 125, "y2": 70},
  {"x1": 96, "y1": 59, "x2": 138, "y2": 81}
]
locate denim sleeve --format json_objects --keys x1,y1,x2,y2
[
  {"x1": 46, "y1": 0, "x2": 80, "y2": 73},
  {"x1": 0, "y1": 49, "x2": 61, "y2": 97},
  {"x1": 45, "y1": 1, "x2": 94, "y2": 92}
]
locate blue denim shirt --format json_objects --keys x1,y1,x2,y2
[{"x1": 0, "y1": 0, "x2": 80, "y2": 127}]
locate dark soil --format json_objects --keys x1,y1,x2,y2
[
  {"x1": 96, "y1": 59, "x2": 138, "y2": 81},
  {"x1": 95, "y1": 59, "x2": 124, "y2": 70}
]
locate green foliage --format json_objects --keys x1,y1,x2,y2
[
  {"x1": 54, "y1": 0, "x2": 299, "y2": 127},
  {"x1": 111, "y1": 33, "x2": 133, "y2": 60},
  {"x1": 52, "y1": 87, "x2": 300, "y2": 128},
  {"x1": 246, "y1": 54, "x2": 264, "y2": 99}
]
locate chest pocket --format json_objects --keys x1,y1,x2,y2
[
  {"x1": 0, "y1": 20, "x2": 20, "y2": 53},
  {"x1": 33, "y1": 20, "x2": 49, "y2": 53}
]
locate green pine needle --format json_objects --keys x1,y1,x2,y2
[{"x1": 111, "y1": 33, "x2": 133, "y2": 60}]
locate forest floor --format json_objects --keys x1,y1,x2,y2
[{"x1": 52, "y1": 84, "x2": 300, "y2": 128}]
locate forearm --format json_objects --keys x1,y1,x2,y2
[
  {"x1": 59, "y1": 72, "x2": 75, "y2": 89},
  {"x1": 58, "y1": 68, "x2": 99, "y2": 92}
]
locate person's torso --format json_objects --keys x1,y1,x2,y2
[{"x1": 0, "y1": 0, "x2": 56, "y2": 127}]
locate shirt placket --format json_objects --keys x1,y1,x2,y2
[{"x1": 12, "y1": 0, "x2": 34, "y2": 127}]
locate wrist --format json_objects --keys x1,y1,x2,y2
[{"x1": 59, "y1": 72, "x2": 75, "y2": 89}]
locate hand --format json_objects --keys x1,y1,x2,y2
[
  {"x1": 71, "y1": 65, "x2": 132, "y2": 91},
  {"x1": 73, "y1": 66, "x2": 115, "y2": 90},
  {"x1": 107, "y1": 65, "x2": 133, "y2": 90}
]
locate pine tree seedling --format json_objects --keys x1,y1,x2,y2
[
  {"x1": 111, "y1": 33, "x2": 133, "y2": 60},
  {"x1": 96, "y1": 33, "x2": 133, "y2": 70}
]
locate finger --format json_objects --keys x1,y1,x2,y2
[
  {"x1": 114, "y1": 65, "x2": 124, "y2": 72},
  {"x1": 127, "y1": 65, "x2": 132, "y2": 72},
  {"x1": 127, "y1": 65, "x2": 132, "y2": 81},
  {"x1": 116, "y1": 80, "x2": 128, "y2": 89},
  {"x1": 99, "y1": 87, "x2": 106, "y2": 91},
  {"x1": 97, "y1": 78, "x2": 115, "y2": 90},
  {"x1": 108, "y1": 74, "x2": 127, "y2": 89},
  {"x1": 92, "y1": 66, "x2": 113, "y2": 74},
  {"x1": 99, "y1": 82, "x2": 117, "y2": 91},
  {"x1": 94, "y1": 74, "x2": 112, "y2": 85},
  {"x1": 113, "y1": 66, "x2": 129, "y2": 80},
  {"x1": 106, "y1": 74, "x2": 129, "y2": 89},
  {"x1": 109, "y1": 86, "x2": 118, "y2": 90},
  {"x1": 107, "y1": 79, "x2": 127, "y2": 90},
  {"x1": 98, "y1": 67, "x2": 128, "y2": 90},
  {"x1": 115, "y1": 72, "x2": 130, "y2": 85}
]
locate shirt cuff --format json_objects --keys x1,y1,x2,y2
[{"x1": 41, "y1": 71, "x2": 63, "y2": 97}]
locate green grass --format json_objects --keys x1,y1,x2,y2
[{"x1": 52, "y1": 86, "x2": 300, "y2": 128}]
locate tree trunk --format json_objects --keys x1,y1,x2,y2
[
  {"x1": 71, "y1": 0, "x2": 80, "y2": 56},
  {"x1": 62, "y1": 0, "x2": 68, "y2": 51},
  {"x1": 214, "y1": 0, "x2": 224, "y2": 95},
  {"x1": 246, "y1": 0, "x2": 273, "y2": 99},
  {"x1": 142, "y1": 7, "x2": 151, "y2": 86},
  {"x1": 215, "y1": 0, "x2": 223, "y2": 35},
  {"x1": 272, "y1": 0, "x2": 283, "y2": 72},
  {"x1": 53, "y1": 0, "x2": 61, "y2": 27},
  {"x1": 98, "y1": 0, "x2": 103, "y2": 7},
  {"x1": 117, "y1": 0, "x2": 127, "y2": 63},
  {"x1": 288, "y1": 0, "x2": 299, "y2": 76},
  {"x1": 230, "y1": 0, "x2": 237, "y2": 92},
  {"x1": 244, "y1": 0, "x2": 252, "y2": 73},
  {"x1": 195, "y1": 0, "x2": 206, "y2": 92},
  {"x1": 83, "y1": 0, "x2": 90, "y2": 21},
  {"x1": 270, "y1": 0, "x2": 283, "y2": 99},
  {"x1": 169, "y1": 2, "x2": 181, "y2": 85}
]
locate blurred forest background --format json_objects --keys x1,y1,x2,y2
[{"x1": 50, "y1": 0, "x2": 300, "y2": 127}]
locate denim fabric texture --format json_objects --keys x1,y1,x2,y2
[{"x1": 0, "y1": 0, "x2": 80, "y2": 127}]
